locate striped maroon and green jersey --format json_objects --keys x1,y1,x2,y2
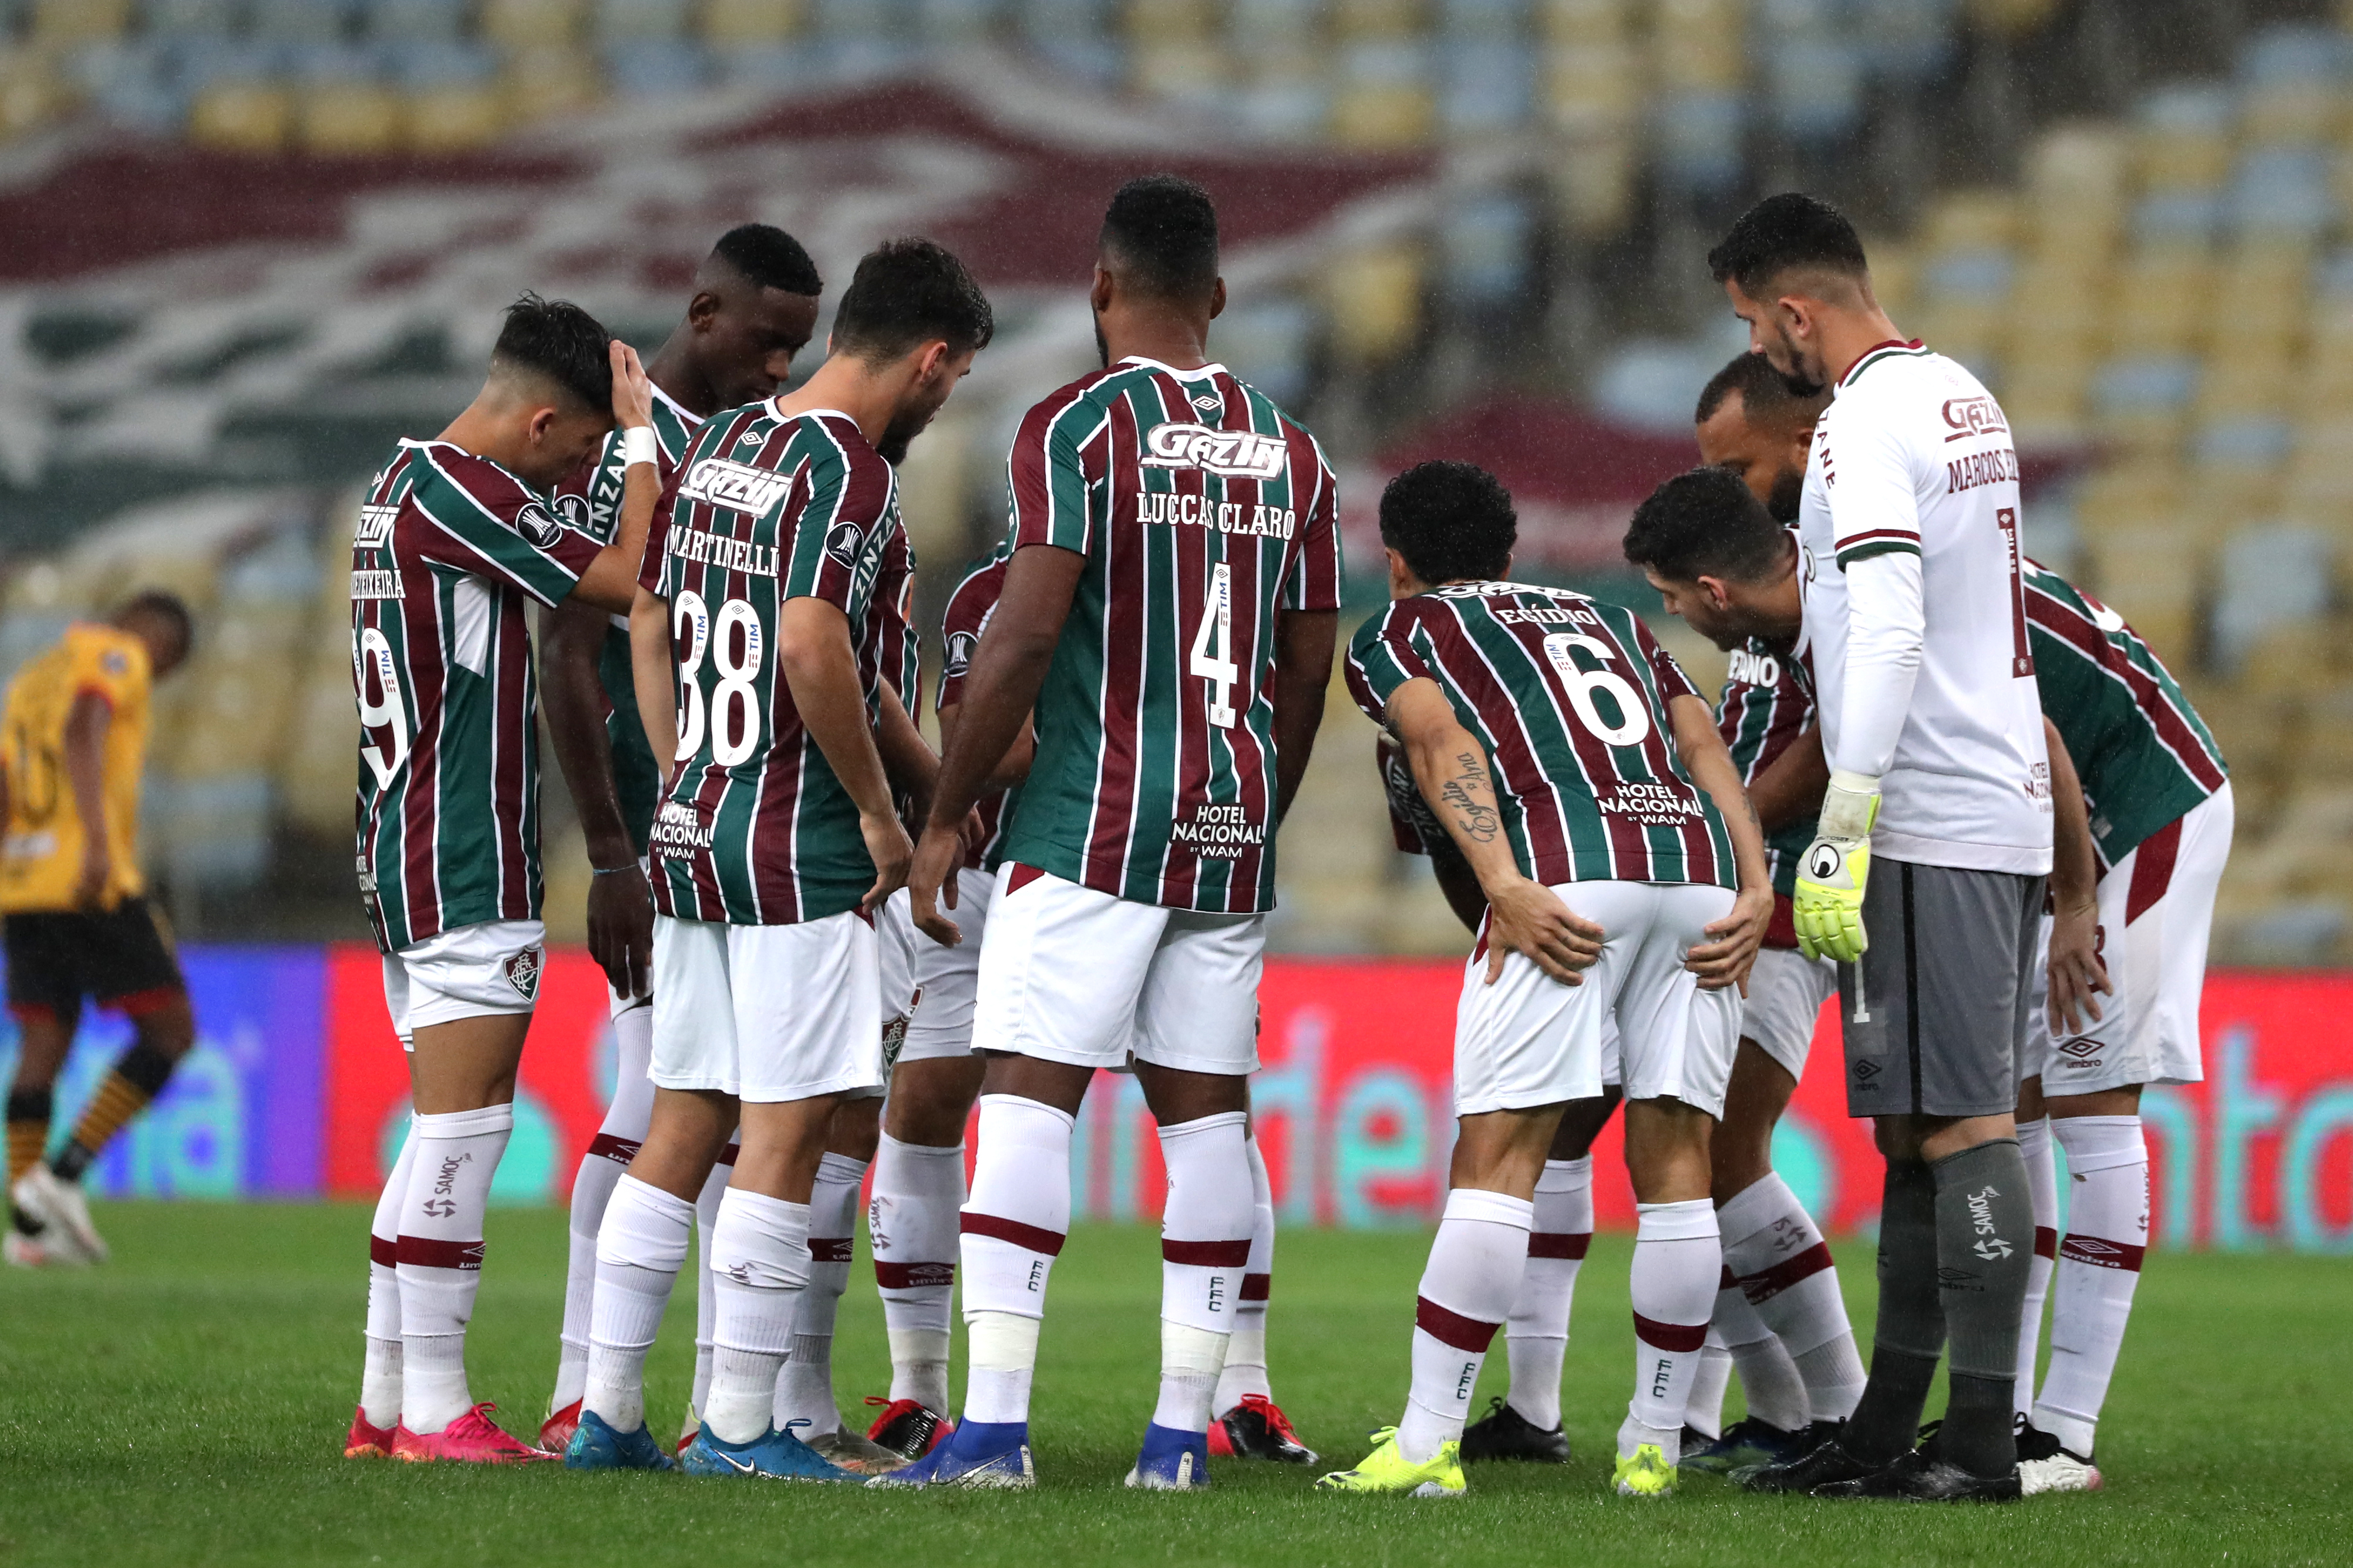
[
  {"x1": 1716, "y1": 637, "x2": 1817, "y2": 900},
  {"x1": 938, "y1": 545, "x2": 1016, "y2": 871},
  {"x1": 641, "y1": 404, "x2": 904, "y2": 926},
  {"x1": 2024, "y1": 559, "x2": 2227, "y2": 865},
  {"x1": 351, "y1": 438, "x2": 602, "y2": 952},
  {"x1": 861, "y1": 525, "x2": 921, "y2": 712},
  {"x1": 1377, "y1": 729, "x2": 1449, "y2": 857},
  {"x1": 551, "y1": 387, "x2": 701, "y2": 854},
  {"x1": 999, "y1": 356, "x2": 1343, "y2": 912},
  {"x1": 1346, "y1": 582, "x2": 1735, "y2": 889}
]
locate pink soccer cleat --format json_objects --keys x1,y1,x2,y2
[
  {"x1": 539, "y1": 1398, "x2": 583, "y2": 1455},
  {"x1": 345, "y1": 1406, "x2": 395, "y2": 1458},
  {"x1": 392, "y1": 1404, "x2": 554, "y2": 1464}
]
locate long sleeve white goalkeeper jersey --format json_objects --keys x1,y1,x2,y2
[{"x1": 1795, "y1": 341, "x2": 2054, "y2": 876}]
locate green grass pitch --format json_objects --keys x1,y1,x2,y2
[{"x1": 2, "y1": 1202, "x2": 2346, "y2": 1566}]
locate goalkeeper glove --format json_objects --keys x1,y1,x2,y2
[{"x1": 1793, "y1": 770, "x2": 1881, "y2": 963}]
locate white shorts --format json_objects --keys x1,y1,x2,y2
[
  {"x1": 2025, "y1": 784, "x2": 2232, "y2": 1095},
  {"x1": 901, "y1": 865, "x2": 995, "y2": 1065},
  {"x1": 649, "y1": 911, "x2": 884, "y2": 1103},
  {"x1": 1741, "y1": 946, "x2": 1837, "y2": 1080},
  {"x1": 971, "y1": 862, "x2": 1263, "y2": 1076},
  {"x1": 1454, "y1": 881, "x2": 1741, "y2": 1118},
  {"x1": 382, "y1": 919, "x2": 544, "y2": 1048},
  {"x1": 858, "y1": 891, "x2": 922, "y2": 1101}
]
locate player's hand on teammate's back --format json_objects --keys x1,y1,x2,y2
[
  {"x1": 1687, "y1": 884, "x2": 1774, "y2": 992},
  {"x1": 1482, "y1": 876, "x2": 1604, "y2": 987},
  {"x1": 2046, "y1": 891, "x2": 2112, "y2": 1036},
  {"x1": 905, "y1": 821, "x2": 965, "y2": 945},
  {"x1": 587, "y1": 862, "x2": 655, "y2": 1000},
  {"x1": 861, "y1": 810, "x2": 914, "y2": 914},
  {"x1": 1793, "y1": 771, "x2": 1880, "y2": 963},
  {"x1": 608, "y1": 339, "x2": 652, "y2": 431}
]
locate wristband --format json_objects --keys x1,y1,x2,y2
[
  {"x1": 591, "y1": 863, "x2": 644, "y2": 877},
  {"x1": 620, "y1": 424, "x2": 658, "y2": 470}
]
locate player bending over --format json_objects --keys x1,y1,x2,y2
[
  {"x1": 3, "y1": 592, "x2": 194, "y2": 1267},
  {"x1": 345, "y1": 296, "x2": 662, "y2": 1463},
  {"x1": 537, "y1": 222, "x2": 824, "y2": 1455},
  {"x1": 1318, "y1": 460, "x2": 1772, "y2": 1501},
  {"x1": 886, "y1": 174, "x2": 1341, "y2": 1492},
  {"x1": 564, "y1": 239, "x2": 989, "y2": 1480}
]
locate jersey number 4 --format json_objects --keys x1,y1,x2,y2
[
  {"x1": 672, "y1": 589, "x2": 766, "y2": 766},
  {"x1": 1190, "y1": 561, "x2": 1238, "y2": 729},
  {"x1": 1540, "y1": 632, "x2": 1651, "y2": 747}
]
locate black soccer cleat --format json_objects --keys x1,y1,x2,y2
[
  {"x1": 1736, "y1": 1432, "x2": 1884, "y2": 1493},
  {"x1": 1814, "y1": 1446, "x2": 2022, "y2": 1502},
  {"x1": 1457, "y1": 1396, "x2": 1570, "y2": 1464},
  {"x1": 1208, "y1": 1395, "x2": 1318, "y2": 1465}
]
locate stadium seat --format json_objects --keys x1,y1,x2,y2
[
  {"x1": 33, "y1": 0, "x2": 132, "y2": 47},
  {"x1": 1324, "y1": 240, "x2": 1425, "y2": 366},
  {"x1": 701, "y1": 0, "x2": 803, "y2": 43},
  {"x1": 481, "y1": 0, "x2": 585, "y2": 49},
  {"x1": 188, "y1": 79, "x2": 294, "y2": 150},
  {"x1": 503, "y1": 41, "x2": 599, "y2": 117},
  {"x1": 1331, "y1": 37, "x2": 1435, "y2": 147}
]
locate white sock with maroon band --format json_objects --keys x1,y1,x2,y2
[
  {"x1": 396, "y1": 1104, "x2": 512, "y2": 1434},
  {"x1": 1153, "y1": 1111, "x2": 1251, "y2": 1432},
  {"x1": 775, "y1": 1152, "x2": 866, "y2": 1438},
  {"x1": 1712, "y1": 1274, "x2": 1809, "y2": 1432},
  {"x1": 361, "y1": 1124, "x2": 418, "y2": 1431},
  {"x1": 689, "y1": 1142, "x2": 735, "y2": 1425},
  {"x1": 959, "y1": 1095, "x2": 1075, "y2": 1427},
  {"x1": 585, "y1": 1176, "x2": 694, "y2": 1435},
  {"x1": 2014, "y1": 1116, "x2": 2058, "y2": 1421},
  {"x1": 2035, "y1": 1115, "x2": 2150, "y2": 1456},
  {"x1": 1396, "y1": 1188, "x2": 1533, "y2": 1464},
  {"x1": 1502, "y1": 1156, "x2": 1591, "y2": 1432},
  {"x1": 1213, "y1": 1131, "x2": 1277, "y2": 1414},
  {"x1": 870, "y1": 1132, "x2": 964, "y2": 1412},
  {"x1": 704, "y1": 1188, "x2": 810, "y2": 1445},
  {"x1": 555, "y1": 1003, "x2": 655, "y2": 1414},
  {"x1": 1621, "y1": 1198, "x2": 1719, "y2": 1464},
  {"x1": 1718, "y1": 1172, "x2": 1867, "y2": 1421},
  {"x1": 1688, "y1": 1332, "x2": 1732, "y2": 1440}
]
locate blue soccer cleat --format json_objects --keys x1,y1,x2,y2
[
  {"x1": 866, "y1": 1419, "x2": 1035, "y2": 1490},
  {"x1": 1125, "y1": 1421, "x2": 1212, "y2": 1491},
  {"x1": 564, "y1": 1408, "x2": 678, "y2": 1472},
  {"x1": 679, "y1": 1421, "x2": 859, "y2": 1482}
]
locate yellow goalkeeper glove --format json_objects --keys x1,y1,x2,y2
[{"x1": 1793, "y1": 771, "x2": 1881, "y2": 963}]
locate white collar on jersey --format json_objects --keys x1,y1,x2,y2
[
  {"x1": 1118, "y1": 355, "x2": 1229, "y2": 380},
  {"x1": 765, "y1": 399, "x2": 859, "y2": 426},
  {"x1": 651, "y1": 383, "x2": 700, "y2": 426}
]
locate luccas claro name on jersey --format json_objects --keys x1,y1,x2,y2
[
  {"x1": 1136, "y1": 490, "x2": 1298, "y2": 539},
  {"x1": 1169, "y1": 802, "x2": 1265, "y2": 859},
  {"x1": 1727, "y1": 646, "x2": 1781, "y2": 686}
]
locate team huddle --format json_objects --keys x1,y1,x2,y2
[{"x1": 331, "y1": 179, "x2": 2229, "y2": 1505}]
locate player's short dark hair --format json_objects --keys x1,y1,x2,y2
[
  {"x1": 1100, "y1": 174, "x2": 1219, "y2": 303},
  {"x1": 1694, "y1": 351, "x2": 1831, "y2": 429},
  {"x1": 829, "y1": 237, "x2": 994, "y2": 363},
  {"x1": 491, "y1": 291, "x2": 612, "y2": 412},
  {"x1": 1622, "y1": 466, "x2": 1789, "y2": 585},
  {"x1": 114, "y1": 589, "x2": 193, "y2": 650},
  {"x1": 1706, "y1": 192, "x2": 1870, "y2": 296},
  {"x1": 1381, "y1": 461, "x2": 1517, "y2": 586},
  {"x1": 709, "y1": 222, "x2": 822, "y2": 297}
]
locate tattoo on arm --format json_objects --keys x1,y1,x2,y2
[{"x1": 1439, "y1": 750, "x2": 1501, "y2": 843}]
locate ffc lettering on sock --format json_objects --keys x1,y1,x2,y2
[
  {"x1": 1158, "y1": 1111, "x2": 1253, "y2": 1333},
  {"x1": 961, "y1": 1096, "x2": 1075, "y2": 1321},
  {"x1": 1396, "y1": 1188, "x2": 1533, "y2": 1464},
  {"x1": 1213, "y1": 1132, "x2": 1280, "y2": 1414}
]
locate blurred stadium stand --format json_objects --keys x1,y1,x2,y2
[{"x1": 0, "y1": 0, "x2": 2347, "y2": 963}]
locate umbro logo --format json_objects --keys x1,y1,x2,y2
[
  {"x1": 2056, "y1": 1037, "x2": 2102, "y2": 1059},
  {"x1": 1937, "y1": 1266, "x2": 1983, "y2": 1291},
  {"x1": 2069, "y1": 1236, "x2": 2123, "y2": 1257},
  {"x1": 1191, "y1": 394, "x2": 1222, "y2": 412},
  {"x1": 1853, "y1": 1060, "x2": 1882, "y2": 1081}
]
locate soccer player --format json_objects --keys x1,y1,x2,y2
[
  {"x1": 345, "y1": 295, "x2": 662, "y2": 1463},
  {"x1": 2009, "y1": 562, "x2": 2230, "y2": 1493},
  {"x1": 537, "y1": 223, "x2": 824, "y2": 1454},
  {"x1": 565, "y1": 237, "x2": 991, "y2": 1480},
  {"x1": 1318, "y1": 460, "x2": 1772, "y2": 1501},
  {"x1": 887, "y1": 174, "x2": 1342, "y2": 1491},
  {"x1": 2, "y1": 592, "x2": 194, "y2": 1268},
  {"x1": 1712, "y1": 194, "x2": 2048, "y2": 1502}
]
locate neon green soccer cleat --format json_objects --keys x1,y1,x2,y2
[
  {"x1": 1613, "y1": 1443, "x2": 1677, "y2": 1498},
  {"x1": 1316, "y1": 1429, "x2": 1466, "y2": 1499}
]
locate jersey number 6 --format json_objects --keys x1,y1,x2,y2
[{"x1": 1540, "y1": 631, "x2": 1651, "y2": 747}]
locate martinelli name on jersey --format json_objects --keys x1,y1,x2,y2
[
  {"x1": 997, "y1": 357, "x2": 1342, "y2": 914},
  {"x1": 1345, "y1": 582, "x2": 1735, "y2": 890},
  {"x1": 642, "y1": 404, "x2": 903, "y2": 926},
  {"x1": 351, "y1": 438, "x2": 602, "y2": 952}
]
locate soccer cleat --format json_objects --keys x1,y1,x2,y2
[
  {"x1": 1457, "y1": 1396, "x2": 1570, "y2": 1464},
  {"x1": 864, "y1": 1396, "x2": 952, "y2": 1460},
  {"x1": 1209, "y1": 1395, "x2": 1318, "y2": 1465},
  {"x1": 391, "y1": 1404, "x2": 554, "y2": 1464},
  {"x1": 677, "y1": 1402, "x2": 700, "y2": 1456},
  {"x1": 1613, "y1": 1443, "x2": 1677, "y2": 1498},
  {"x1": 1815, "y1": 1446, "x2": 2021, "y2": 1502},
  {"x1": 3, "y1": 1228, "x2": 83, "y2": 1269},
  {"x1": 866, "y1": 1419, "x2": 1035, "y2": 1490},
  {"x1": 11, "y1": 1166, "x2": 106, "y2": 1263},
  {"x1": 344, "y1": 1406, "x2": 395, "y2": 1458},
  {"x1": 1736, "y1": 1433, "x2": 1886, "y2": 1493},
  {"x1": 807, "y1": 1427, "x2": 910, "y2": 1474},
  {"x1": 1681, "y1": 1416, "x2": 1806, "y2": 1476},
  {"x1": 1125, "y1": 1422, "x2": 1212, "y2": 1491},
  {"x1": 2015, "y1": 1423, "x2": 2101, "y2": 1495},
  {"x1": 539, "y1": 1398, "x2": 582, "y2": 1455},
  {"x1": 564, "y1": 1408, "x2": 678, "y2": 1471},
  {"x1": 678, "y1": 1422, "x2": 859, "y2": 1482},
  {"x1": 1315, "y1": 1429, "x2": 1465, "y2": 1498}
]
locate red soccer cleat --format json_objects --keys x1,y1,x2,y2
[
  {"x1": 392, "y1": 1404, "x2": 555, "y2": 1464},
  {"x1": 1209, "y1": 1394, "x2": 1318, "y2": 1465},
  {"x1": 539, "y1": 1398, "x2": 582, "y2": 1455},
  {"x1": 864, "y1": 1396, "x2": 953, "y2": 1460},
  {"x1": 344, "y1": 1406, "x2": 395, "y2": 1458}
]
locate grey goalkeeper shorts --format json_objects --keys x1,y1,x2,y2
[{"x1": 1836, "y1": 857, "x2": 2045, "y2": 1119}]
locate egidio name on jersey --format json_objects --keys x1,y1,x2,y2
[
  {"x1": 999, "y1": 356, "x2": 1342, "y2": 915},
  {"x1": 641, "y1": 405, "x2": 903, "y2": 926},
  {"x1": 1346, "y1": 583, "x2": 1736, "y2": 890},
  {"x1": 1797, "y1": 340, "x2": 2052, "y2": 875},
  {"x1": 350, "y1": 439, "x2": 602, "y2": 952}
]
